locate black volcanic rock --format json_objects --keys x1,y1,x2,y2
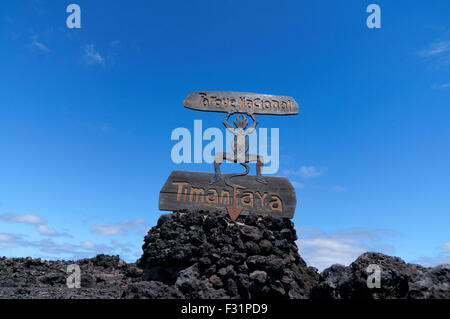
[
  {"x1": 0, "y1": 254, "x2": 142, "y2": 299},
  {"x1": 137, "y1": 210, "x2": 319, "y2": 299},
  {"x1": 310, "y1": 252, "x2": 450, "y2": 299}
]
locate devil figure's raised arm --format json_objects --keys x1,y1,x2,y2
[
  {"x1": 246, "y1": 114, "x2": 258, "y2": 135},
  {"x1": 222, "y1": 112, "x2": 233, "y2": 130}
]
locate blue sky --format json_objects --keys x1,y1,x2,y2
[{"x1": 1, "y1": 0, "x2": 449, "y2": 270}]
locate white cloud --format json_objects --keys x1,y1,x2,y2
[
  {"x1": 443, "y1": 242, "x2": 450, "y2": 252},
  {"x1": 80, "y1": 240, "x2": 112, "y2": 252},
  {"x1": 0, "y1": 213, "x2": 70, "y2": 237},
  {"x1": 83, "y1": 44, "x2": 104, "y2": 65},
  {"x1": 110, "y1": 239, "x2": 132, "y2": 253},
  {"x1": 284, "y1": 165, "x2": 324, "y2": 179},
  {"x1": 110, "y1": 40, "x2": 120, "y2": 47},
  {"x1": 80, "y1": 240, "x2": 136, "y2": 259},
  {"x1": 0, "y1": 233, "x2": 13, "y2": 243},
  {"x1": 36, "y1": 226, "x2": 70, "y2": 238},
  {"x1": 0, "y1": 231, "x2": 137, "y2": 261},
  {"x1": 432, "y1": 83, "x2": 450, "y2": 89},
  {"x1": 91, "y1": 218, "x2": 145, "y2": 235},
  {"x1": 415, "y1": 255, "x2": 450, "y2": 266},
  {"x1": 419, "y1": 39, "x2": 450, "y2": 69},
  {"x1": 297, "y1": 227, "x2": 395, "y2": 271},
  {"x1": 333, "y1": 185, "x2": 346, "y2": 192},
  {"x1": 0, "y1": 233, "x2": 12, "y2": 241},
  {"x1": 31, "y1": 0, "x2": 45, "y2": 16},
  {"x1": 37, "y1": 239, "x2": 113, "y2": 259},
  {"x1": 31, "y1": 35, "x2": 50, "y2": 52},
  {"x1": 415, "y1": 242, "x2": 450, "y2": 267},
  {"x1": 299, "y1": 166, "x2": 322, "y2": 178},
  {"x1": 301, "y1": 238, "x2": 365, "y2": 269},
  {"x1": 38, "y1": 239, "x2": 78, "y2": 255},
  {"x1": 0, "y1": 232, "x2": 30, "y2": 248},
  {"x1": 419, "y1": 41, "x2": 450, "y2": 57},
  {"x1": 291, "y1": 181, "x2": 304, "y2": 189},
  {"x1": 81, "y1": 241, "x2": 96, "y2": 250},
  {"x1": 86, "y1": 122, "x2": 111, "y2": 132},
  {"x1": 0, "y1": 213, "x2": 45, "y2": 225}
]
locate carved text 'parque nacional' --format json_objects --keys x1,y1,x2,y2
[{"x1": 184, "y1": 91, "x2": 299, "y2": 115}]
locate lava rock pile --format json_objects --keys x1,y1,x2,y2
[
  {"x1": 311, "y1": 252, "x2": 450, "y2": 299},
  {"x1": 135, "y1": 210, "x2": 319, "y2": 299}
]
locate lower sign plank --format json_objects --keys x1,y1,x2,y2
[{"x1": 159, "y1": 171, "x2": 297, "y2": 219}]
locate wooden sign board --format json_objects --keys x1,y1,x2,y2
[
  {"x1": 184, "y1": 91, "x2": 299, "y2": 116},
  {"x1": 159, "y1": 171, "x2": 297, "y2": 219}
]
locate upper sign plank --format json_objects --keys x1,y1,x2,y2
[{"x1": 184, "y1": 91, "x2": 299, "y2": 116}]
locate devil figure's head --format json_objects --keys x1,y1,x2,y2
[{"x1": 233, "y1": 115, "x2": 248, "y2": 130}]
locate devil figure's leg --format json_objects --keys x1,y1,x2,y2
[
  {"x1": 209, "y1": 161, "x2": 222, "y2": 185},
  {"x1": 256, "y1": 155, "x2": 268, "y2": 184},
  {"x1": 210, "y1": 152, "x2": 234, "y2": 185}
]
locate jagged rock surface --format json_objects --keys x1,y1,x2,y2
[
  {"x1": 136, "y1": 210, "x2": 319, "y2": 299},
  {"x1": 311, "y1": 252, "x2": 450, "y2": 299},
  {"x1": 0, "y1": 254, "x2": 142, "y2": 299}
]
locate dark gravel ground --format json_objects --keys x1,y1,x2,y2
[{"x1": 0, "y1": 254, "x2": 142, "y2": 299}]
